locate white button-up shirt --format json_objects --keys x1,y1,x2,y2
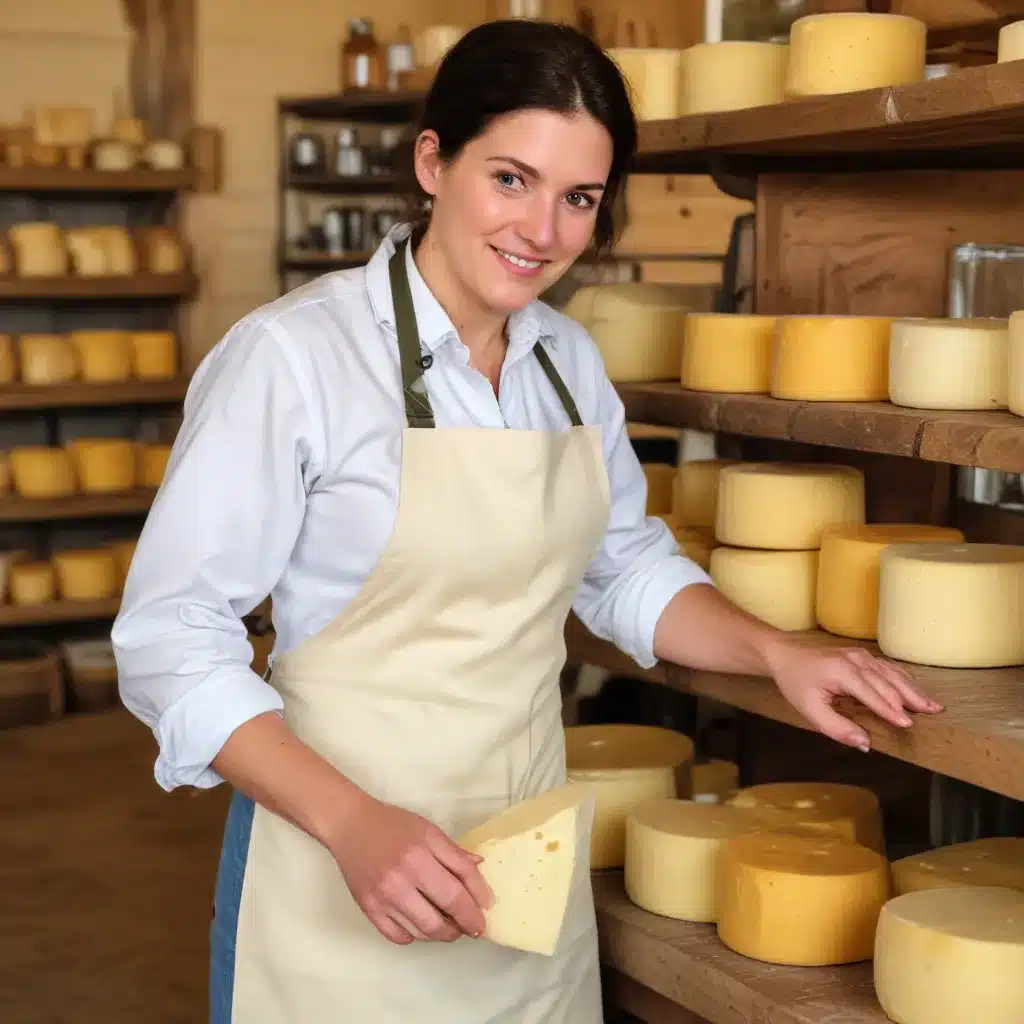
[{"x1": 112, "y1": 226, "x2": 713, "y2": 791}]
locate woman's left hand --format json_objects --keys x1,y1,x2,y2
[{"x1": 763, "y1": 638, "x2": 943, "y2": 751}]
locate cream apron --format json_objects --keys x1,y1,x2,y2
[{"x1": 228, "y1": 242, "x2": 611, "y2": 1022}]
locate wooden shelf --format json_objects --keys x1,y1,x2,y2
[
  {"x1": 0, "y1": 379, "x2": 187, "y2": 412},
  {"x1": 279, "y1": 89, "x2": 422, "y2": 123},
  {"x1": 0, "y1": 490, "x2": 155, "y2": 523},
  {"x1": 565, "y1": 616, "x2": 1024, "y2": 804},
  {"x1": 617, "y1": 383, "x2": 1024, "y2": 473},
  {"x1": 285, "y1": 173, "x2": 404, "y2": 193},
  {"x1": 281, "y1": 252, "x2": 372, "y2": 271},
  {"x1": 0, "y1": 597, "x2": 121, "y2": 628},
  {"x1": 594, "y1": 874, "x2": 886, "y2": 1024},
  {"x1": 0, "y1": 168, "x2": 195, "y2": 193},
  {"x1": 0, "y1": 273, "x2": 197, "y2": 301}
]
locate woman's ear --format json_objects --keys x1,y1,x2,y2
[{"x1": 413, "y1": 129, "x2": 444, "y2": 198}]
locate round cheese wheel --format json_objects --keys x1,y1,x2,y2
[
  {"x1": 726, "y1": 781, "x2": 884, "y2": 853},
  {"x1": 18, "y1": 334, "x2": 77, "y2": 385},
  {"x1": 659, "y1": 515, "x2": 714, "y2": 570},
  {"x1": 878, "y1": 542, "x2": 1024, "y2": 668},
  {"x1": 874, "y1": 887, "x2": 1024, "y2": 1024},
  {"x1": 892, "y1": 837, "x2": 1024, "y2": 896},
  {"x1": 672, "y1": 458, "x2": 735, "y2": 528},
  {"x1": 998, "y1": 20, "x2": 1024, "y2": 62},
  {"x1": 817, "y1": 523, "x2": 965, "y2": 640},
  {"x1": 718, "y1": 829, "x2": 889, "y2": 965},
  {"x1": 70, "y1": 330, "x2": 133, "y2": 383},
  {"x1": 889, "y1": 318, "x2": 1009, "y2": 411},
  {"x1": 67, "y1": 438, "x2": 137, "y2": 493},
  {"x1": 138, "y1": 443, "x2": 171, "y2": 489},
  {"x1": 607, "y1": 48, "x2": 684, "y2": 121},
  {"x1": 715, "y1": 462, "x2": 865, "y2": 550},
  {"x1": 10, "y1": 560, "x2": 56, "y2": 605},
  {"x1": 771, "y1": 316, "x2": 892, "y2": 402},
  {"x1": 690, "y1": 760, "x2": 739, "y2": 804},
  {"x1": 10, "y1": 446, "x2": 76, "y2": 499},
  {"x1": 625, "y1": 799, "x2": 760, "y2": 922},
  {"x1": 8, "y1": 222, "x2": 67, "y2": 277},
  {"x1": 0, "y1": 334, "x2": 16, "y2": 384},
  {"x1": 130, "y1": 330, "x2": 178, "y2": 380},
  {"x1": 681, "y1": 314, "x2": 777, "y2": 394},
  {"x1": 108, "y1": 537, "x2": 138, "y2": 591},
  {"x1": 710, "y1": 547, "x2": 817, "y2": 631},
  {"x1": 680, "y1": 42, "x2": 788, "y2": 114},
  {"x1": 53, "y1": 549, "x2": 119, "y2": 601},
  {"x1": 1009, "y1": 311, "x2": 1024, "y2": 417},
  {"x1": 785, "y1": 12, "x2": 926, "y2": 97},
  {"x1": 643, "y1": 463, "x2": 675, "y2": 515}
]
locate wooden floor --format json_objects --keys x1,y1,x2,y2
[{"x1": 1, "y1": 710, "x2": 229, "y2": 1023}]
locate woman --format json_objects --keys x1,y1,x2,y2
[{"x1": 113, "y1": 19, "x2": 940, "y2": 1024}]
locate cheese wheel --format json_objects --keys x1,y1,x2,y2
[
  {"x1": 143, "y1": 139, "x2": 185, "y2": 171},
  {"x1": 643, "y1": 463, "x2": 675, "y2": 515},
  {"x1": 459, "y1": 783, "x2": 593, "y2": 956},
  {"x1": 92, "y1": 227, "x2": 136, "y2": 276},
  {"x1": 889, "y1": 317, "x2": 1009, "y2": 410},
  {"x1": 771, "y1": 316, "x2": 892, "y2": 402},
  {"x1": 817, "y1": 523, "x2": 965, "y2": 640},
  {"x1": 672, "y1": 458, "x2": 735, "y2": 528},
  {"x1": 18, "y1": 334, "x2": 77, "y2": 385},
  {"x1": 878, "y1": 542, "x2": 1024, "y2": 668},
  {"x1": 53, "y1": 549, "x2": 119, "y2": 601},
  {"x1": 8, "y1": 222, "x2": 67, "y2": 277},
  {"x1": 1009, "y1": 310, "x2": 1024, "y2": 417},
  {"x1": 726, "y1": 781, "x2": 884, "y2": 853},
  {"x1": 659, "y1": 515, "x2": 714, "y2": 570},
  {"x1": 138, "y1": 226, "x2": 186, "y2": 275},
  {"x1": 67, "y1": 438, "x2": 137, "y2": 493},
  {"x1": 0, "y1": 452, "x2": 10, "y2": 496},
  {"x1": 607, "y1": 48, "x2": 684, "y2": 121},
  {"x1": 680, "y1": 42, "x2": 788, "y2": 114},
  {"x1": 691, "y1": 760, "x2": 739, "y2": 804},
  {"x1": 138, "y1": 443, "x2": 171, "y2": 489},
  {"x1": 9, "y1": 447, "x2": 76, "y2": 498},
  {"x1": 108, "y1": 537, "x2": 138, "y2": 590},
  {"x1": 681, "y1": 314, "x2": 776, "y2": 394},
  {"x1": 65, "y1": 229, "x2": 109, "y2": 277},
  {"x1": 563, "y1": 283, "x2": 688, "y2": 382},
  {"x1": 998, "y1": 20, "x2": 1024, "y2": 62},
  {"x1": 130, "y1": 331, "x2": 178, "y2": 380},
  {"x1": 566, "y1": 724, "x2": 694, "y2": 870},
  {"x1": 0, "y1": 334, "x2": 15, "y2": 384},
  {"x1": 892, "y1": 837, "x2": 1024, "y2": 896},
  {"x1": 874, "y1": 887, "x2": 1024, "y2": 1024},
  {"x1": 710, "y1": 547, "x2": 817, "y2": 631},
  {"x1": 624, "y1": 799, "x2": 760, "y2": 922},
  {"x1": 70, "y1": 330, "x2": 133, "y2": 383},
  {"x1": 786, "y1": 13, "x2": 926, "y2": 97},
  {"x1": 92, "y1": 139, "x2": 136, "y2": 172},
  {"x1": 715, "y1": 462, "x2": 865, "y2": 550},
  {"x1": 9, "y1": 560, "x2": 56, "y2": 605}
]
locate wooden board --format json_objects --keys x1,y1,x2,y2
[
  {"x1": 0, "y1": 490, "x2": 155, "y2": 523},
  {"x1": 0, "y1": 380, "x2": 186, "y2": 412},
  {"x1": 0, "y1": 597, "x2": 121, "y2": 628},
  {"x1": 0, "y1": 168, "x2": 194, "y2": 193},
  {"x1": 565, "y1": 616, "x2": 1024, "y2": 804},
  {"x1": 0, "y1": 273, "x2": 197, "y2": 301}
]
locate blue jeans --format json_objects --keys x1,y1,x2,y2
[{"x1": 209, "y1": 790, "x2": 255, "y2": 1024}]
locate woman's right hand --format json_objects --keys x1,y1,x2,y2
[{"x1": 329, "y1": 792, "x2": 494, "y2": 946}]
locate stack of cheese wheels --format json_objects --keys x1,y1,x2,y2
[
  {"x1": 998, "y1": 20, "x2": 1024, "y2": 62},
  {"x1": 657, "y1": 458, "x2": 735, "y2": 570},
  {"x1": 771, "y1": 316, "x2": 892, "y2": 401},
  {"x1": 892, "y1": 836, "x2": 1024, "y2": 896},
  {"x1": 681, "y1": 314, "x2": 777, "y2": 393},
  {"x1": 889, "y1": 318, "x2": 1009, "y2": 410},
  {"x1": 816, "y1": 523, "x2": 965, "y2": 640},
  {"x1": 607, "y1": 48, "x2": 685, "y2": 120},
  {"x1": 878, "y1": 542, "x2": 1024, "y2": 668},
  {"x1": 564, "y1": 724, "x2": 693, "y2": 870},
  {"x1": 711, "y1": 462, "x2": 865, "y2": 631},
  {"x1": 679, "y1": 42, "x2": 788, "y2": 114},
  {"x1": 1009, "y1": 311, "x2": 1024, "y2": 417},
  {"x1": 785, "y1": 12, "x2": 926, "y2": 96},
  {"x1": 874, "y1": 887, "x2": 1024, "y2": 1024}
]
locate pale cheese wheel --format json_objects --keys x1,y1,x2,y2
[
  {"x1": 625, "y1": 799, "x2": 760, "y2": 922},
  {"x1": 785, "y1": 13, "x2": 926, "y2": 97},
  {"x1": 680, "y1": 42, "x2": 788, "y2": 114},
  {"x1": 681, "y1": 314, "x2": 776, "y2": 394},
  {"x1": 138, "y1": 226, "x2": 186, "y2": 275},
  {"x1": 643, "y1": 463, "x2": 675, "y2": 515},
  {"x1": 771, "y1": 316, "x2": 892, "y2": 401},
  {"x1": 92, "y1": 139, "x2": 136, "y2": 172},
  {"x1": 143, "y1": 139, "x2": 185, "y2": 171},
  {"x1": 659, "y1": 515, "x2": 714, "y2": 570},
  {"x1": 67, "y1": 438, "x2": 137, "y2": 493},
  {"x1": 9, "y1": 560, "x2": 56, "y2": 606},
  {"x1": 878, "y1": 543, "x2": 1024, "y2": 668},
  {"x1": 8, "y1": 222, "x2": 67, "y2": 278},
  {"x1": 53, "y1": 549, "x2": 119, "y2": 601},
  {"x1": 18, "y1": 334, "x2": 77, "y2": 385},
  {"x1": 691, "y1": 760, "x2": 739, "y2": 804},
  {"x1": 718, "y1": 829, "x2": 889, "y2": 966},
  {"x1": 1009, "y1": 310, "x2": 1024, "y2": 417},
  {"x1": 874, "y1": 887, "x2": 1024, "y2": 1024},
  {"x1": 92, "y1": 227, "x2": 136, "y2": 276},
  {"x1": 998, "y1": 20, "x2": 1024, "y2": 62},
  {"x1": 130, "y1": 331, "x2": 178, "y2": 380},
  {"x1": 607, "y1": 48, "x2": 684, "y2": 121},
  {"x1": 9, "y1": 447, "x2": 76, "y2": 499},
  {"x1": 715, "y1": 462, "x2": 865, "y2": 550},
  {"x1": 710, "y1": 547, "x2": 817, "y2": 631},
  {"x1": 892, "y1": 837, "x2": 1024, "y2": 896},
  {"x1": 138, "y1": 443, "x2": 171, "y2": 489},
  {"x1": 70, "y1": 330, "x2": 133, "y2": 383},
  {"x1": 817, "y1": 523, "x2": 965, "y2": 640},
  {"x1": 672, "y1": 458, "x2": 735, "y2": 528},
  {"x1": 0, "y1": 334, "x2": 16, "y2": 384},
  {"x1": 65, "y1": 229, "x2": 109, "y2": 277},
  {"x1": 889, "y1": 317, "x2": 1009, "y2": 410},
  {"x1": 726, "y1": 781, "x2": 884, "y2": 853}
]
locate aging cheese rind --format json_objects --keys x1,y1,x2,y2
[
  {"x1": 710, "y1": 547, "x2": 817, "y2": 631},
  {"x1": 681, "y1": 314, "x2": 776, "y2": 394},
  {"x1": 892, "y1": 837, "x2": 1024, "y2": 896},
  {"x1": 680, "y1": 43, "x2": 788, "y2": 114}
]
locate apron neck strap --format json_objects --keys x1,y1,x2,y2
[{"x1": 387, "y1": 240, "x2": 583, "y2": 429}]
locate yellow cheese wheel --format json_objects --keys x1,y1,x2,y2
[
  {"x1": 18, "y1": 334, "x2": 77, "y2": 385},
  {"x1": 67, "y1": 438, "x2": 137, "y2": 493},
  {"x1": 643, "y1": 463, "x2": 675, "y2": 515},
  {"x1": 607, "y1": 48, "x2": 684, "y2": 121},
  {"x1": 710, "y1": 547, "x2": 817, "y2": 631},
  {"x1": 8, "y1": 222, "x2": 67, "y2": 277},
  {"x1": 715, "y1": 462, "x2": 865, "y2": 550},
  {"x1": 889, "y1": 318, "x2": 1009, "y2": 411},
  {"x1": 998, "y1": 20, "x2": 1024, "y2": 62},
  {"x1": 1009, "y1": 311, "x2": 1024, "y2": 417},
  {"x1": 726, "y1": 781, "x2": 884, "y2": 853},
  {"x1": 53, "y1": 549, "x2": 119, "y2": 601},
  {"x1": 681, "y1": 314, "x2": 776, "y2": 394},
  {"x1": 130, "y1": 331, "x2": 178, "y2": 380},
  {"x1": 874, "y1": 887, "x2": 1024, "y2": 1024},
  {"x1": 91, "y1": 226, "x2": 136, "y2": 276},
  {"x1": 878, "y1": 542, "x2": 1024, "y2": 668},
  {"x1": 659, "y1": 515, "x2": 714, "y2": 570},
  {"x1": 0, "y1": 334, "x2": 15, "y2": 384},
  {"x1": 680, "y1": 42, "x2": 788, "y2": 114},
  {"x1": 9, "y1": 560, "x2": 56, "y2": 605},
  {"x1": 65, "y1": 228, "x2": 109, "y2": 277},
  {"x1": 70, "y1": 330, "x2": 133, "y2": 383},
  {"x1": 786, "y1": 13, "x2": 926, "y2": 97},
  {"x1": 718, "y1": 829, "x2": 889, "y2": 965},
  {"x1": 892, "y1": 837, "x2": 1024, "y2": 896},
  {"x1": 625, "y1": 799, "x2": 760, "y2": 922},
  {"x1": 566, "y1": 724, "x2": 694, "y2": 870},
  {"x1": 771, "y1": 316, "x2": 892, "y2": 401},
  {"x1": 817, "y1": 523, "x2": 965, "y2": 640},
  {"x1": 672, "y1": 458, "x2": 735, "y2": 528},
  {"x1": 9, "y1": 446, "x2": 76, "y2": 498},
  {"x1": 139, "y1": 227, "x2": 187, "y2": 275},
  {"x1": 138, "y1": 443, "x2": 172, "y2": 489},
  {"x1": 108, "y1": 537, "x2": 138, "y2": 590}
]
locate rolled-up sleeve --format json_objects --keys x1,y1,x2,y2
[
  {"x1": 572, "y1": 354, "x2": 713, "y2": 669},
  {"x1": 112, "y1": 315, "x2": 319, "y2": 791}
]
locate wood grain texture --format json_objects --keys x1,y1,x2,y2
[{"x1": 0, "y1": 489, "x2": 155, "y2": 523}]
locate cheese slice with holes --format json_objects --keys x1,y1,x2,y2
[
  {"x1": 892, "y1": 837, "x2": 1024, "y2": 896},
  {"x1": 459, "y1": 783, "x2": 594, "y2": 956}
]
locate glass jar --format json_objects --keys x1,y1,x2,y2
[{"x1": 341, "y1": 19, "x2": 386, "y2": 91}]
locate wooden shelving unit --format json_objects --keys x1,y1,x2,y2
[
  {"x1": 0, "y1": 168, "x2": 195, "y2": 193},
  {"x1": 0, "y1": 273, "x2": 196, "y2": 301}
]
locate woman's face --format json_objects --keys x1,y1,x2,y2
[{"x1": 414, "y1": 108, "x2": 613, "y2": 316}]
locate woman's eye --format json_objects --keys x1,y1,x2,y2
[
  {"x1": 567, "y1": 192, "x2": 595, "y2": 209},
  {"x1": 496, "y1": 172, "x2": 521, "y2": 189}
]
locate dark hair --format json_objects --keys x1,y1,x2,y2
[{"x1": 403, "y1": 20, "x2": 637, "y2": 254}]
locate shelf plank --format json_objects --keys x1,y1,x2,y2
[
  {"x1": 617, "y1": 383, "x2": 1024, "y2": 473},
  {"x1": 0, "y1": 168, "x2": 195, "y2": 193},
  {"x1": 285, "y1": 173, "x2": 404, "y2": 193},
  {"x1": 281, "y1": 253, "x2": 372, "y2": 271},
  {"x1": 0, "y1": 273, "x2": 197, "y2": 301},
  {"x1": 0, "y1": 490, "x2": 155, "y2": 523},
  {"x1": 594, "y1": 873, "x2": 886, "y2": 1024},
  {"x1": 565, "y1": 616, "x2": 1024, "y2": 804},
  {"x1": 279, "y1": 89, "x2": 422, "y2": 123},
  {"x1": 0, "y1": 379, "x2": 187, "y2": 412},
  {"x1": 0, "y1": 597, "x2": 121, "y2": 628}
]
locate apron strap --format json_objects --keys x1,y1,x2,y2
[{"x1": 533, "y1": 343, "x2": 583, "y2": 427}]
